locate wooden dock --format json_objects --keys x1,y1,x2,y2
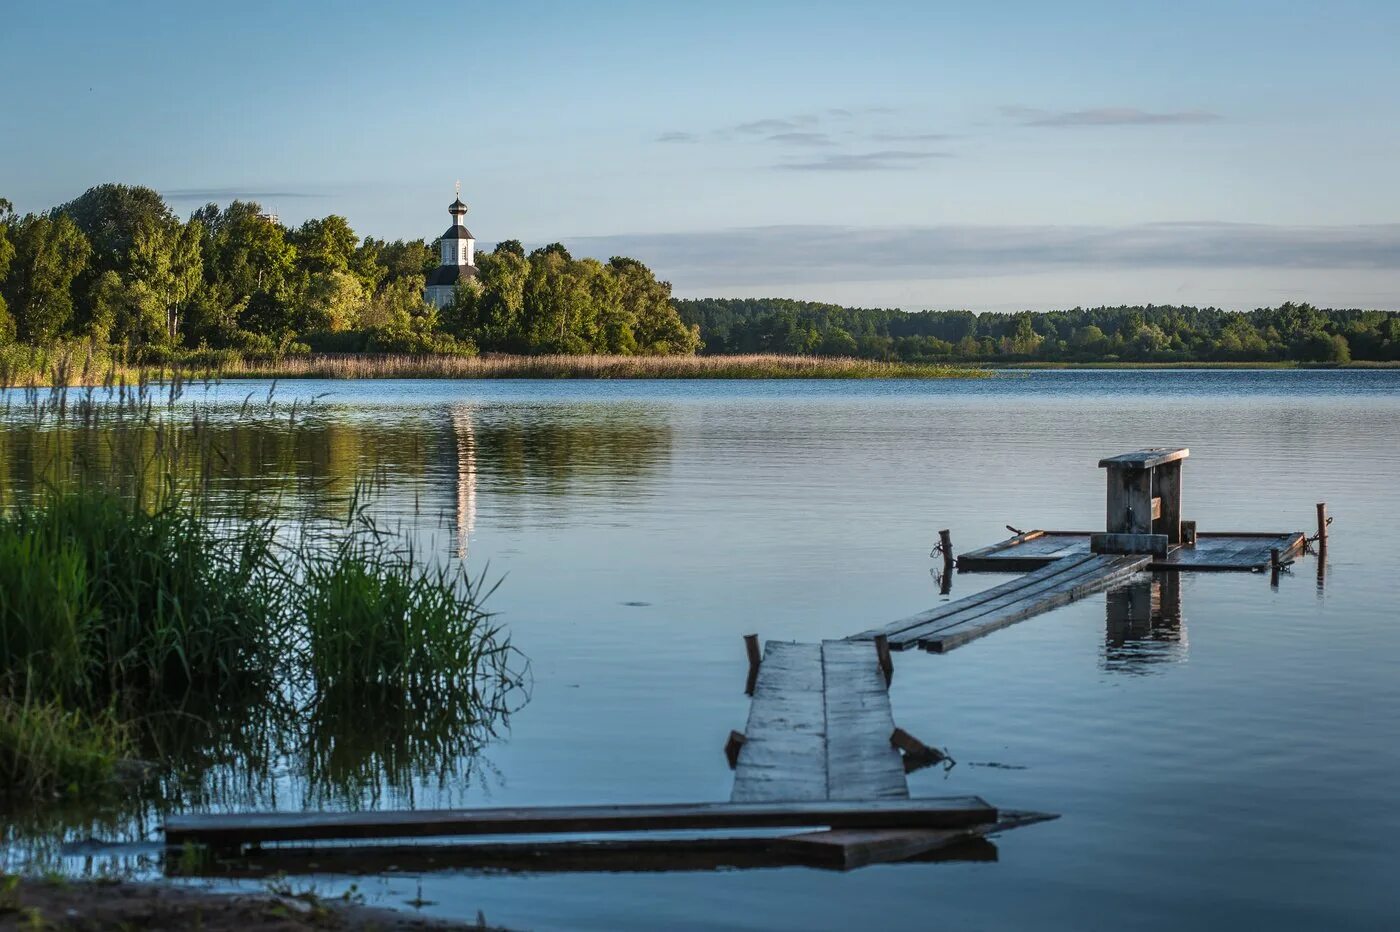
[
  {"x1": 956, "y1": 529, "x2": 1306, "y2": 573},
  {"x1": 732, "y1": 640, "x2": 906, "y2": 802},
  {"x1": 855, "y1": 553, "x2": 1151, "y2": 652},
  {"x1": 159, "y1": 447, "x2": 1323, "y2": 879}
]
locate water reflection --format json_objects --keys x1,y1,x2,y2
[{"x1": 1102, "y1": 574, "x2": 1186, "y2": 673}]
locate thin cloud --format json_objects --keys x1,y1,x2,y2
[
  {"x1": 162, "y1": 187, "x2": 325, "y2": 201},
  {"x1": 562, "y1": 222, "x2": 1400, "y2": 288},
  {"x1": 776, "y1": 150, "x2": 952, "y2": 171},
  {"x1": 733, "y1": 116, "x2": 818, "y2": 135},
  {"x1": 1003, "y1": 106, "x2": 1223, "y2": 127},
  {"x1": 767, "y1": 132, "x2": 836, "y2": 147},
  {"x1": 655, "y1": 131, "x2": 699, "y2": 143},
  {"x1": 869, "y1": 132, "x2": 954, "y2": 142}
]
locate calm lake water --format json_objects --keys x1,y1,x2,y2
[{"x1": 8, "y1": 370, "x2": 1400, "y2": 930}]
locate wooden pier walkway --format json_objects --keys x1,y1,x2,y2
[
  {"x1": 855, "y1": 553, "x2": 1151, "y2": 652},
  {"x1": 732, "y1": 641, "x2": 906, "y2": 802},
  {"x1": 162, "y1": 448, "x2": 1323, "y2": 877}
]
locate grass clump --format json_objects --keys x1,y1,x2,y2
[
  {"x1": 0, "y1": 489, "x2": 281, "y2": 708},
  {"x1": 0, "y1": 697, "x2": 130, "y2": 801}
]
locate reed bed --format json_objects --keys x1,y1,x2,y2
[
  {"x1": 220, "y1": 352, "x2": 985, "y2": 380},
  {"x1": 0, "y1": 374, "x2": 522, "y2": 808}
]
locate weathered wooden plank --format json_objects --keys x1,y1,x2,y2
[
  {"x1": 820, "y1": 641, "x2": 907, "y2": 801},
  {"x1": 168, "y1": 810, "x2": 1052, "y2": 876},
  {"x1": 1090, "y1": 532, "x2": 1169, "y2": 556},
  {"x1": 920, "y1": 555, "x2": 1150, "y2": 652},
  {"x1": 163, "y1": 797, "x2": 999, "y2": 848},
  {"x1": 1098, "y1": 447, "x2": 1189, "y2": 469},
  {"x1": 732, "y1": 641, "x2": 826, "y2": 802},
  {"x1": 886, "y1": 555, "x2": 1144, "y2": 648},
  {"x1": 1106, "y1": 462, "x2": 1154, "y2": 534},
  {"x1": 854, "y1": 554, "x2": 1097, "y2": 641},
  {"x1": 778, "y1": 810, "x2": 1058, "y2": 870}
]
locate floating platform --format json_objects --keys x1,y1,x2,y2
[{"x1": 957, "y1": 529, "x2": 1306, "y2": 573}]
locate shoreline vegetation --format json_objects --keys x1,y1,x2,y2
[
  {"x1": 0, "y1": 379, "x2": 522, "y2": 819},
  {"x1": 2, "y1": 185, "x2": 1399, "y2": 386}
]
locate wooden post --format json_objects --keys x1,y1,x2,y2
[
  {"x1": 873, "y1": 634, "x2": 893, "y2": 686},
  {"x1": 1315, "y1": 502, "x2": 1328, "y2": 551},
  {"x1": 1270, "y1": 548, "x2": 1281, "y2": 588},
  {"x1": 890, "y1": 727, "x2": 946, "y2": 772},
  {"x1": 1155, "y1": 460, "x2": 1184, "y2": 543},
  {"x1": 938, "y1": 529, "x2": 954, "y2": 575},
  {"x1": 1180, "y1": 520, "x2": 1197, "y2": 545},
  {"x1": 743, "y1": 634, "x2": 761, "y2": 669},
  {"x1": 743, "y1": 634, "x2": 761, "y2": 696},
  {"x1": 724, "y1": 731, "x2": 747, "y2": 770}
]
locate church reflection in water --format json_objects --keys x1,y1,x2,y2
[{"x1": 1102, "y1": 573, "x2": 1186, "y2": 673}]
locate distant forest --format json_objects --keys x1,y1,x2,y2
[
  {"x1": 675, "y1": 298, "x2": 1400, "y2": 363},
  {"x1": 2, "y1": 184, "x2": 1397, "y2": 366}
]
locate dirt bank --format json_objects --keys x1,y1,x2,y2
[{"x1": 0, "y1": 879, "x2": 505, "y2": 931}]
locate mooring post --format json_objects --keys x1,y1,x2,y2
[
  {"x1": 724, "y1": 730, "x2": 747, "y2": 769},
  {"x1": 1316, "y1": 502, "x2": 1328, "y2": 551},
  {"x1": 873, "y1": 634, "x2": 894, "y2": 686},
  {"x1": 938, "y1": 529, "x2": 954, "y2": 575},
  {"x1": 743, "y1": 634, "x2": 761, "y2": 696},
  {"x1": 1270, "y1": 547, "x2": 1282, "y2": 588}
]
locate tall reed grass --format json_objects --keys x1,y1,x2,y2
[
  {"x1": 215, "y1": 352, "x2": 984, "y2": 380},
  {"x1": 0, "y1": 371, "x2": 523, "y2": 808}
]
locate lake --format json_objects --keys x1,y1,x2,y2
[{"x1": 6, "y1": 369, "x2": 1400, "y2": 930}]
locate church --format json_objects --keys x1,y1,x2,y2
[{"x1": 423, "y1": 190, "x2": 478, "y2": 309}]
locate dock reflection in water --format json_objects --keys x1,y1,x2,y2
[{"x1": 1102, "y1": 574, "x2": 1186, "y2": 673}]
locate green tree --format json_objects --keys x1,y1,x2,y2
[
  {"x1": 0, "y1": 198, "x2": 15, "y2": 342},
  {"x1": 3, "y1": 214, "x2": 92, "y2": 342}
]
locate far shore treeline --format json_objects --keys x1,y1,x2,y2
[
  {"x1": 1, "y1": 184, "x2": 1398, "y2": 370},
  {"x1": 677, "y1": 299, "x2": 1399, "y2": 364}
]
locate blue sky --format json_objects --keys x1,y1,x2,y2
[{"x1": 3, "y1": 0, "x2": 1399, "y2": 310}]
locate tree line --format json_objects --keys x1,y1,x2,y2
[
  {"x1": 0, "y1": 184, "x2": 699, "y2": 359},
  {"x1": 676, "y1": 298, "x2": 1400, "y2": 363},
  {"x1": 2, "y1": 185, "x2": 1396, "y2": 365}
]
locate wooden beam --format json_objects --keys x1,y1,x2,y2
[
  {"x1": 164, "y1": 797, "x2": 999, "y2": 848},
  {"x1": 873, "y1": 634, "x2": 893, "y2": 685},
  {"x1": 1098, "y1": 447, "x2": 1189, "y2": 469},
  {"x1": 821, "y1": 641, "x2": 906, "y2": 801}
]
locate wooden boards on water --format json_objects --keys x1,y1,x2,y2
[
  {"x1": 168, "y1": 810, "x2": 1054, "y2": 875},
  {"x1": 856, "y1": 553, "x2": 1151, "y2": 653},
  {"x1": 731, "y1": 640, "x2": 907, "y2": 803},
  {"x1": 957, "y1": 530, "x2": 1306, "y2": 572},
  {"x1": 163, "y1": 796, "x2": 995, "y2": 849}
]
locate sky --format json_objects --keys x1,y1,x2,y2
[{"x1": 3, "y1": 0, "x2": 1400, "y2": 311}]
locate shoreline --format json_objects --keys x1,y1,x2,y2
[
  {"x1": 3, "y1": 349, "x2": 1398, "y2": 389},
  {"x1": 0, "y1": 878, "x2": 501, "y2": 931}
]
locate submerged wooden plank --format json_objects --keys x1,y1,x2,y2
[
  {"x1": 732, "y1": 641, "x2": 826, "y2": 802},
  {"x1": 920, "y1": 555, "x2": 1150, "y2": 653},
  {"x1": 779, "y1": 810, "x2": 1059, "y2": 870},
  {"x1": 820, "y1": 641, "x2": 907, "y2": 800},
  {"x1": 886, "y1": 555, "x2": 1145, "y2": 648},
  {"x1": 170, "y1": 810, "x2": 1052, "y2": 877},
  {"x1": 163, "y1": 797, "x2": 998, "y2": 848},
  {"x1": 855, "y1": 555, "x2": 1097, "y2": 642}
]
